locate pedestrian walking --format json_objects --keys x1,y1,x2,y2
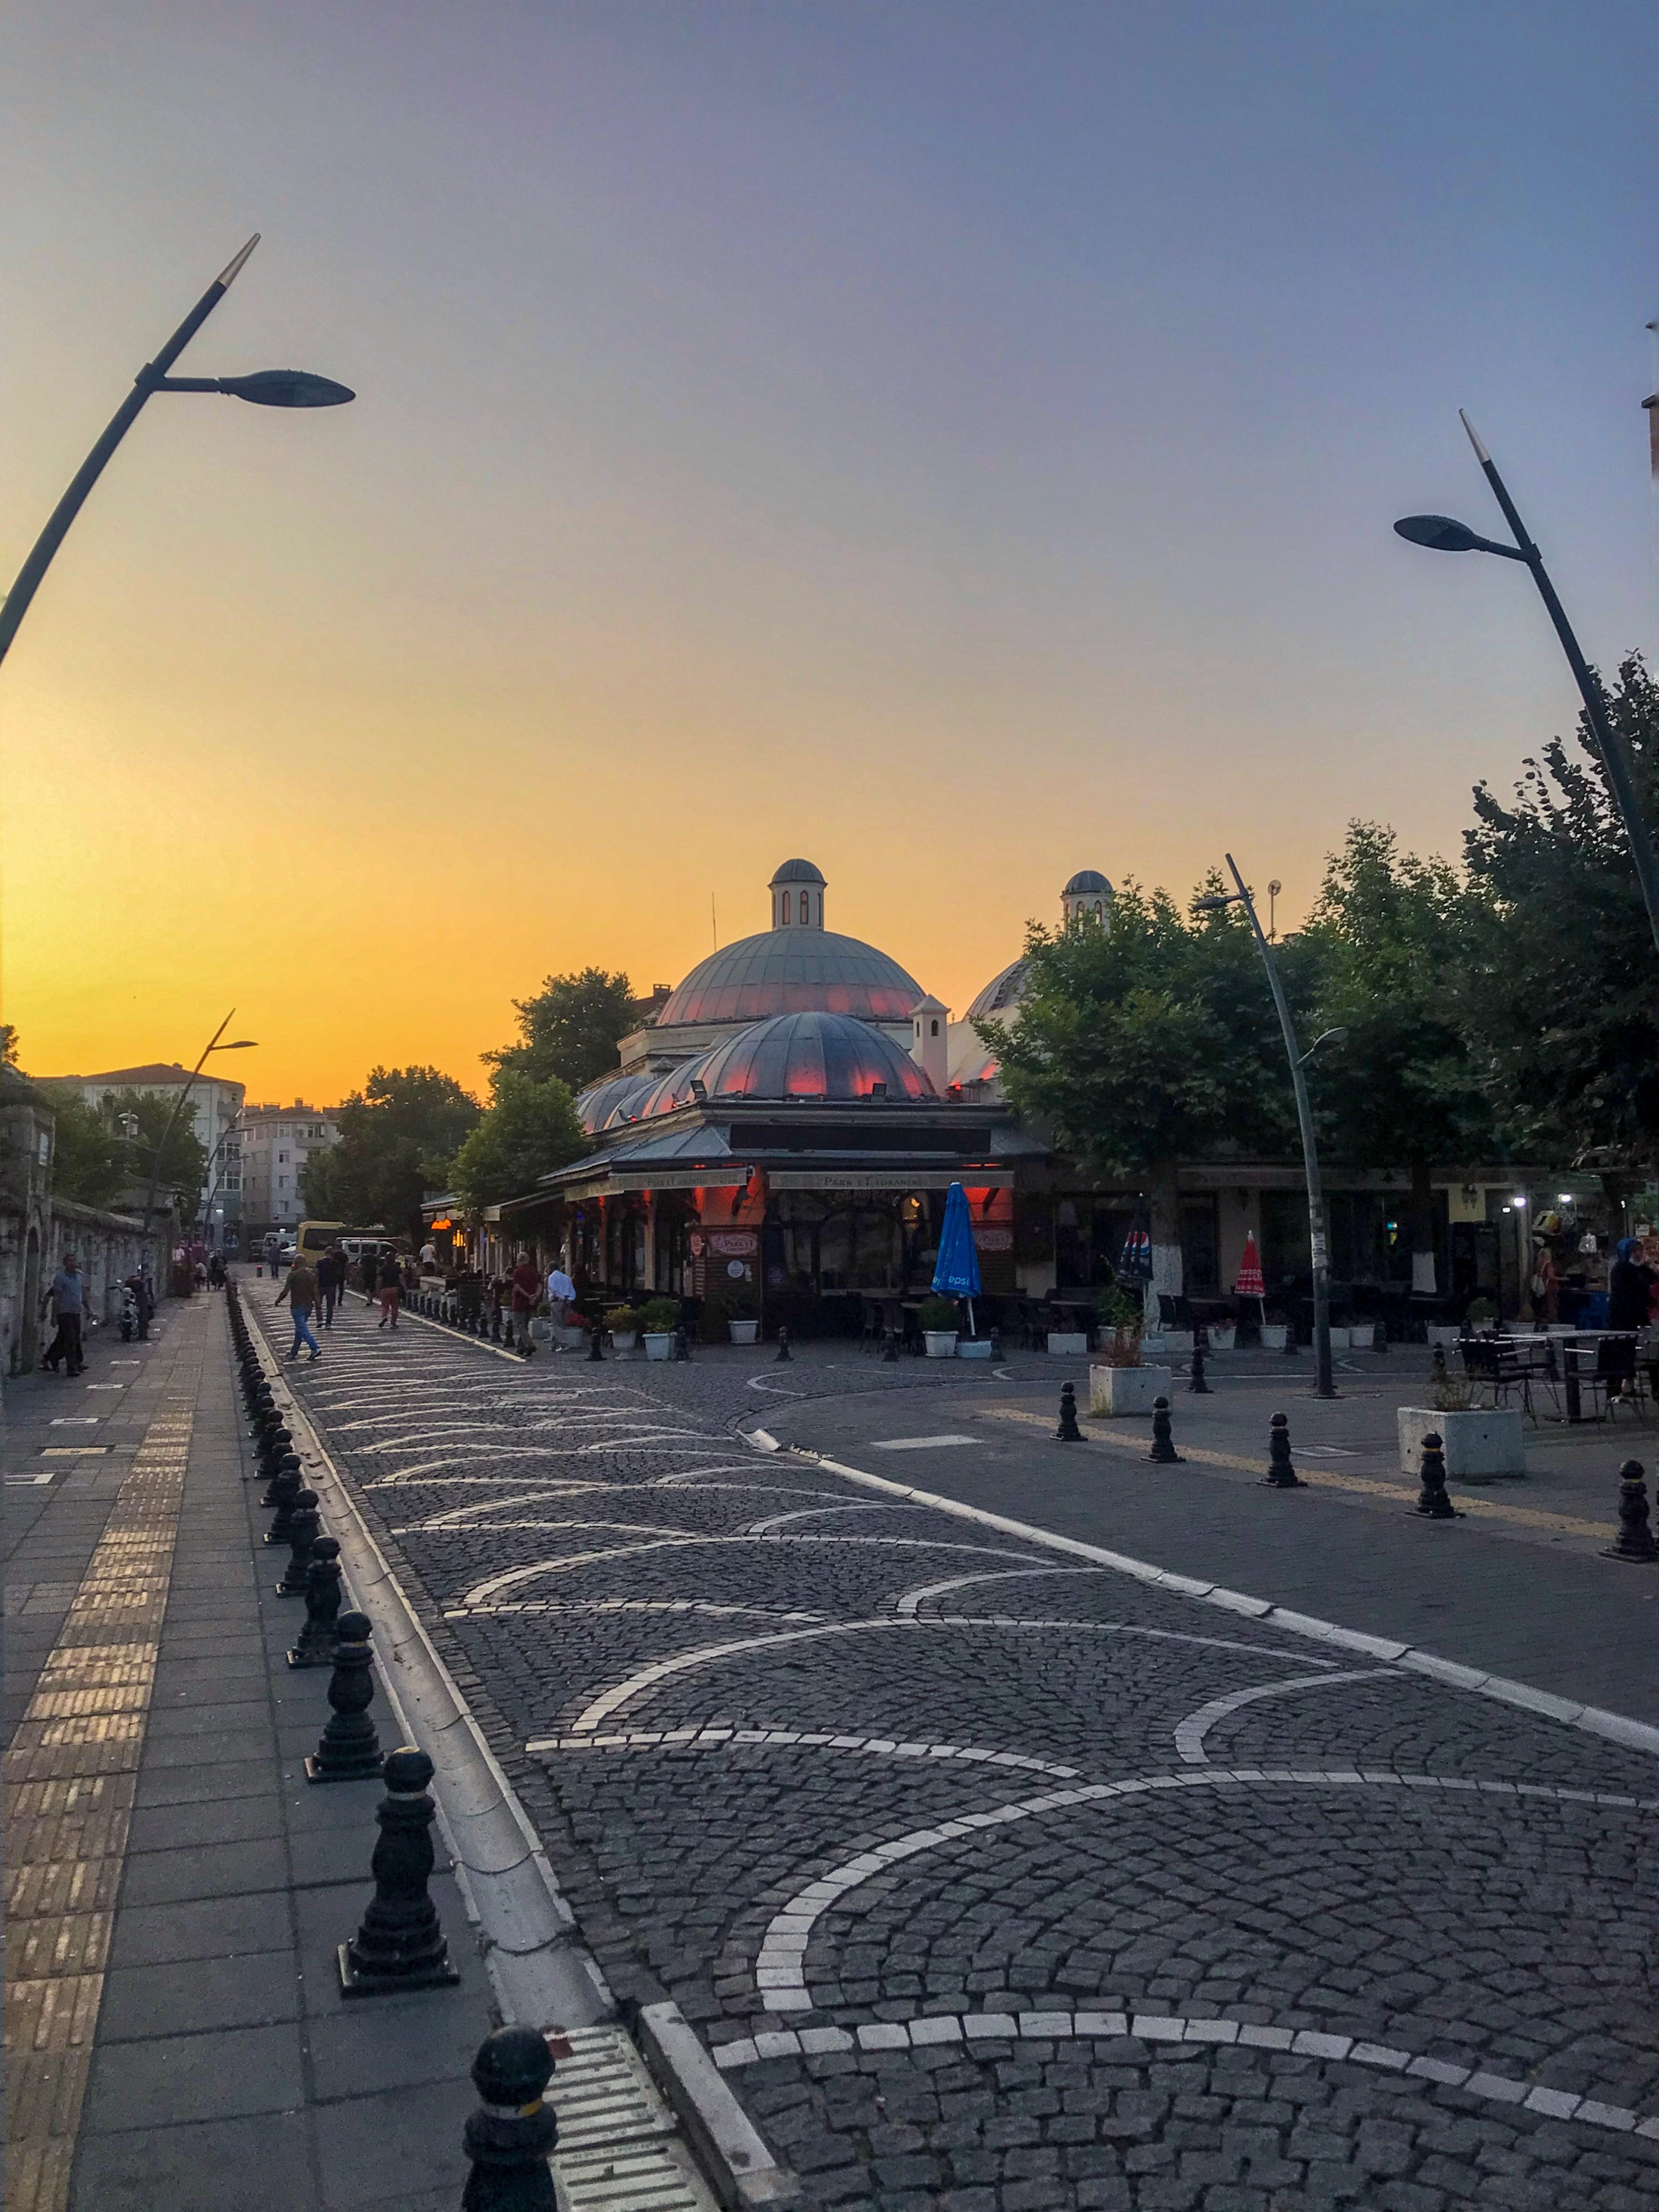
[
  {"x1": 1607, "y1": 1237, "x2": 1655, "y2": 1400},
  {"x1": 317, "y1": 1246, "x2": 343, "y2": 1328},
  {"x1": 41, "y1": 1251, "x2": 88, "y2": 1375},
  {"x1": 377, "y1": 1249, "x2": 403, "y2": 1329},
  {"x1": 275, "y1": 1255, "x2": 323, "y2": 1360},
  {"x1": 508, "y1": 1248, "x2": 541, "y2": 1355}
]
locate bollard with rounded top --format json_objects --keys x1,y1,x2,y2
[
  {"x1": 288, "y1": 1536, "x2": 343, "y2": 1667},
  {"x1": 264, "y1": 1455, "x2": 304, "y2": 1538},
  {"x1": 672, "y1": 1323, "x2": 691, "y2": 1361},
  {"x1": 1149, "y1": 1395, "x2": 1182, "y2": 1464},
  {"x1": 881, "y1": 1327, "x2": 899, "y2": 1363},
  {"x1": 1604, "y1": 1460, "x2": 1659, "y2": 1562},
  {"x1": 306, "y1": 1613, "x2": 384, "y2": 1782},
  {"x1": 277, "y1": 1490, "x2": 321, "y2": 1595},
  {"x1": 775, "y1": 1326, "x2": 792, "y2": 1363},
  {"x1": 1430, "y1": 1342, "x2": 1448, "y2": 1386},
  {"x1": 1188, "y1": 1329, "x2": 1212, "y2": 1394},
  {"x1": 338, "y1": 1746, "x2": 460, "y2": 1996},
  {"x1": 1055, "y1": 1381, "x2": 1083, "y2": 1441},
  {"x1": 1412, "y1": 1432, "x2": 1459, "y2": 1520},
  {"x1": 461, "y1": 2025, "x2": 559, "y2": 2210},
  {"x1": 587, "y1": 1324, "x2": 604, "y2": 1361},
  {"x1": 1261, "y1": 1411, "x2": 1304, "y2": 1488}
]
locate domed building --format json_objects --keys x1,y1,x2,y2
[{"x1": 947, "y1": 868, "x2": 1114, "y2": 1095}]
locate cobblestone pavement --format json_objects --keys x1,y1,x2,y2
[{"x1": 265, "y1": 1298, "x2": 1659, "y2": 2210}]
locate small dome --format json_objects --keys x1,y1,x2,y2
[
  {"x1": 769, "y1": 858, "x2": 826, "y2": 886},
  {"x1": 637, "y1": 1058, "x2": 710, "y2": 1119},
  {"x1": 965, "y1": 956, "x2": 1031, "y2": 1026},
  {"x1": 1063, "y1": 869, "x2": 1112, "y2": 896},
  {"x1": 656, "y1": 928, "x2": 923, "y2": 1027},
  {"x1": 575, "y1": 1072, "x2": 656, "y2": 1133},
  {"x1": 697, "y1": 1012, "x2": 936, "y2": 1102}
]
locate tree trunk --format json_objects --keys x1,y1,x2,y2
[
  {"x1": 1407, "y1": 1157, "x2": 1437, "y2": 1296},
  {"x1": 1147, "y1": 1162, "x2": 1183, "y2": 1324}
]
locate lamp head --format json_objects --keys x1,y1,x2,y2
[
  {"x1": 218, "y1": 369, "x2": 354, "y2": 409},
  {"x1": 1394, "y1": 514, "x2": 1482, "y2": 554},
  {"x1": 1192, "y1": 891, "x2": 1240, "y2": 914}
]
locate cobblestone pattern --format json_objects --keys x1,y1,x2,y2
[{"x1": 272, "y1": 1305, "x2": 1659, "y2": 2209}]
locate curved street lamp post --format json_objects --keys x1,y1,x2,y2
[
  {"x1": 1395, "y1": 412, "x2": 1659, "y2": 961},
  {"x1": 138, "y1": 1014, "x2": 257, "y2": 1267},
  {"x1": 0, "y1": 235, "x2": 354, "y2": 670},
  {"x1": 1194, "y1": 862, "x2": 1342, "y2": 1400}
]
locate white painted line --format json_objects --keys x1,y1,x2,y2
[
  {"x1": 870, "y1": 1434, "x2": 983, "y2": 1452},
  {"x1": 41, "y1": 1448, "x2": 108, "y2": 1458},
  {"x1": 526, "y1": 1724, "x2": 1082, "y2": 1780},
  {"x1": 893, "y1": 1566, "x2": 1100, "y2": 1618},
  {"x1": 1173, "y1": 1670, "x2": 1393, "y2": 1764},
  {"x1": 49, "y1": 1418, "x2": 98, "y2": 1427}
]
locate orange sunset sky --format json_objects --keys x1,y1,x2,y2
[{"x1": 4, "y1": 4, "x2": 1655, "y2": 1107}]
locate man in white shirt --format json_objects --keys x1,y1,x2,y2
[{"x1": 546, "y1": 1264, "x2": 576, "y2": 1332}]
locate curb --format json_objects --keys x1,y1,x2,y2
[
  {"x1": 639, "y1": 2001, "x2": 800, "y2": 2208},
  {"x1": 745, "y1": 1430, "x2": 1659, "y2": 1763}
]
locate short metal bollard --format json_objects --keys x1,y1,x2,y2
[
  {"x1": 1412, "y1": 1431, "x2": 1459, "y2": 1520},
  {"x1": 1604, "y1": 1459, "x2": 1659, "y2": 1562},
  {"x1": 276, "y1": 1489, "x2": 321, "y2": 1595},
  {"x1": 1055, "y1": 1382, "x2": 1083, "y2": 1441},
  {"x1": 461, "y1": 2025, "x2": 560, "y2": 2210},
  {"x1": 881, "y1": 1327, "x2": 899, "y2": 1363},
  {"x1": 671, "y1": 1324, "x2": 691, "y2": 1361},
  {"x1": 338, "y1": 1746, "x2": 460, "y2": 1996},
  {"x1": 1430, "y1": 1342, "x2": 1448, "y2": 1386},
  {"x1": 306, "y1": 1612, "x2": 385, "y2": 1783},
  {"x1": 1188, "y1": 1328, "x2": 1211, "y2": 1395},
  {"x1": 587, "y1": 1326, "x2": 604, "y2": 1361},
  {"x1": 288, "y1": 1535, "x2": 343, "y2": 1667},
  {"x1": 1261, "y1": 1411, "x2": 1303, "y2": 1488},
  {"x1": 264, "y1": 1455, "x2": 304, "y2": 1539},
  {"x1": 775, "y1": 1325, "x2": 792, "y2": 1363},
  {"x1": 1149, "y1": 1395, "x2": 1182, "y2": 1464}
]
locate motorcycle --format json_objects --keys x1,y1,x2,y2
[{"x1": 119, "y1": 1284, "x2": 140, "y2": 1342}]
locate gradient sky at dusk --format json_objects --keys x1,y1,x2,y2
[{"x1": 4, "y1": 2, "x2": 1656, "y2": 1105}]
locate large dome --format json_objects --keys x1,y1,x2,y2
[
  {"x1": 696, "y1": 1012, "x2": 936, "y2": 1102},
  {"x1": 656, "y1": 929, "x2": 924, "y2": 1028},
  {"x1": 965, "y1": 956, "x2": 1030, "y2": 1026},
  {"x1": 575, "y1": 1071, "x2": 657, "y2": 1133}
]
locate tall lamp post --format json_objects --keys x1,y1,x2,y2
[
  {"x1": 138, "y1": 1014, "x2": 257, "y2": 1269},
  {"x1": 0, "y1": 236, "x2": 354, "y2": 670},
  {"x1": 1395, "y1": 412, "x2": 1659, "y2": 961},
  {"x1": 1195, "y1": 860, "x2": 1344, "y2": 1400}
]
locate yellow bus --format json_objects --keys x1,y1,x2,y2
[{"x1": 295, "y1": 1220, "x2": 347, "y2": 1267}]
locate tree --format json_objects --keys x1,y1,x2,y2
[
  {"x1": 1, "y1": 1025, "x2": 18, "y2": 1067},
  {"x1": 982, "y1": 882, "x2": 1293, "y2": 1303},
  {"x1": 39, "y1": 1086, "x2": 209, "y2": 1217},
  {"x1": 43, "y1": 1091, "x2": 129, "y2": 1209},
  {"x1": 1456, "y1": 654, "x2": 1659, "y2": 1187},
  {"x1": 449, "y1": 1071, "x2": 588, "y2": 1214},
  {"x1": 486, "y1": 968, "x2": 636, "y2": 1094},
  {"x1": 1298, "y1": 823, "x2": 1492, "y2": 1293},
  {"x1": 302, "y1": 1066, "x2": 481, "y2": 1243}
]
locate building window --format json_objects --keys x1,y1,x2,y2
[
  {"x1": 799, "y1": 890, "x2": 808, "y2": 924},
  {"x1": 307, "y1": 1125, "x2": 324, "y2": 1139},
  {"x1": 278, "y1": 1152, "x2": 288, "y2": 1164}
]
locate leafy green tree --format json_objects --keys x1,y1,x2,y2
[
  {"x1": 43, "y1": 1091, "x2": 129, "y2": 1209},
  {"x1": 486, "y1": 968, "x2": 636, "y2": 1094},
  {"x1": 102, "y1": 1089, "x2": 211, "y2": 1219},
  {"x1": 1299, "y1": 823, "x2": 1492, "y2": 1292},
  {"x1": 1461, "y1": 654, "x2": 1659, "y2": 1183},
  {"x1": 982, "y1": 882, "x2": 1293, "y2": 1303},
  {"x1": 1, "y1": 1025, "x2": 18, "y2": 1067},
  {"x1": 302, "y1": 1066, "x2": 480, "y2": 1243},
  {"x1": 450, "y1": 1070, "x2": 588, "y2": 1214}
]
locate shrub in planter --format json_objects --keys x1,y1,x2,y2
[
  {"x1": 916, "y1": 1296, "x2": 959, "y2": 1331},
  {"x1": 608, "y1": 1307, "x2": 646, "y2": 1335},
  {"x1": 1465, "y1": 1298, "x2": 1499, "y2": 1333},
  {"x1": 638, "y1": 1297, "x2": 682, "y2": 1336}
]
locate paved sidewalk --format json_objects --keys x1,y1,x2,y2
[{"x1": 4, "y1": 1291, "x2": 494, "y2": 2212}]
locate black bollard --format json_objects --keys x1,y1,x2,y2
[
  {"x1": 1188, "y1": 1328, "x2": 1212, "y2": 1394},
  {"x1": 257, "y1": 1424, "x2": 294, "y2": 1487},
  {"x1": 1261, "y1": 1411, "x2": 1304, "y2": 1488},
  {"x1": 587, "y1": 1324, "x2": 604, "y2": 1361},
  {"x1": 1430, "y1": 1342, "x2": 1448, "y2": 1386},
  {"x1": 277, "y1": 1490, "x2": 321, "y2": 1595},
  {"x1": 672, "y1": 1324, "x2": 691, "y2": 1361},
  {"x1": 1604, "y1": 1460, "x2": 1659, "y2": 1562},
  {"x1": 1056, "y1": 1381, "x2": 1083, "y2": 1441},
  {"x1": 289, "y1": 1536, "x2": 343, "y2": 1667},
  {"x1": 1149, "y1": 1395, "x2": 1183, "y2": 1464},
  {"x1": 264, "y1": 1455, "x2": 304, "y2": 1540},
  {"x1": 337, "y1": 1746, "x2": 460, "y2": 1995},
  {"x1": 1412, "y1": 1431, "x2": 1459, "y2": 1520},
  {"x1": 881, "y1": 1327, "x2": 899, "y2": 1363},
  {"x1": 775, "y1": 1326, "x2": 792, "y2": 1363},
  {"x1": 461, "y1": 2026, "x2": 560, "y2": 2211},
  {"x1": 306, "y1": 1612, "x2": 385, "y2": 1783}
]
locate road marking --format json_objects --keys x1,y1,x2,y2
[
  {"x1": 529, "y1": 1724, "x2": 1083, "y2": 1780},
  {"x1": 48, "y1": 1419, "x2": 97, "y2": 1428},
  {"x1": 1173, "y1": 1670, "x2": 1393, "y2": 1762},
  {"x1": 871, "y1": 1434, "x2": 982, "y2": 1452},
  {"x1": 40, "y1": 1449, "x2": 107, "y2": 1459}
]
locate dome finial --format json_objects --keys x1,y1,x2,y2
[{"x1": 769, "y1": 857, "x2": 827, "y2": 930}]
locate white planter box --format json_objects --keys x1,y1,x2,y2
[
  {"x1": 1141, "y1": 1331, "x2": 1193, "y2": 1359},
  {"x1": 1325, "y1": 1326, "x2": 1351, "y2": 1351},
  {"x1": 1348, "y1": 1321, "x2": 1383, "y2": 1352},
  {"x1": 529, "y1": 1318, "x2": 554, "y2": 1344},
  {"x1": 956, "y1": 1338, "x2": 994, "y2": 1360},
  {"x1": 1046, "y1": 1332, "x2": 1089, "y2": 1357},
  {"x1": 643, "y1": 1332, "x2": 674, "y2": 1361},
  {"x1": 728, "y1": 1319, "x2": 759, "y2": 1346},
  {"x1": 924, "y1": 1331, "x2": 959, "y2": 1358},
  {"x1": 609, "y1": 1331, "x2": 638, "y2": 1352},
  {"x1": 1204, "y1": 1324, "x2": 1237, "y2": 1353},
  {"x1": 552, "y1": 1327, "x2": 586, "y2": 1351},
  {"x1": 1398, "y1": 1404, "x2": 1525, "y2": 1481},
  {"x1": 1426, "y1": 1324, "x2": 1463, "y2": 1348},
  {"x1": 1089, "y1": 1364, "x2": 1173, "y2": 1416},
  {"x1": 1258, "y1": 1324, "x2": 1289, "y2": 1351}
]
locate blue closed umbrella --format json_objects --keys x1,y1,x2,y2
[{"x1": 932, "y1": 1181, "x2": 982, "y2": 1338}]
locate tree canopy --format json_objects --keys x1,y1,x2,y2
[
  {"x1": 40, "y1": 1086, "x2": 210, "y2": 1218},
  {"x1": 486, "y1": 968, "x2": 635, "y2": 1094},
  {"x1": 449, "y1": 1070, "x2": 588, "y2": 1214},
  {"x1": 301, "y1": 1066, "x2": 480, "y2": 1243}
]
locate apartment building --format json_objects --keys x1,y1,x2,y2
[{"x1": 241, "y1": 1103, "x2": 341, "y2": 1243}]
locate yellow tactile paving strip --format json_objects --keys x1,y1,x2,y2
[
  {"x1": 982, "y1": 1405, "x2": 1615, "y2": 1542},
  {"x1": 3, "y1": 1339, "x2": 201, "y2": 2212}
]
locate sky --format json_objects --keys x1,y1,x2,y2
[{"x1": 4, "y1": 1, "x2": 1657, "y2": 1106}]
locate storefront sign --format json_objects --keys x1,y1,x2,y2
[
  {"x1": 608, "y1": 1166, "x2": 753, "y2": 1192},
  {"x1": 707, "y1": 1229, "x2": 758, "y2": 1258},
  {"x1": 972, "y1": 1227, "x2": 1014, "y2": 1251},
  {"x1": 766, "y1": 1170, "x2": 1016, "y2": 1192}
]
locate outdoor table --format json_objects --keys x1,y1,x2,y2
[{"x1": 1556, "y1": 1331, "x2": 1639, "y2": 1423}]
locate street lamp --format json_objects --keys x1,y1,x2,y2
[
  {"x1": 0, "y1": 236, "x2": 354, "y2": 670},
  {"x1": 1395, "y1": 412, "x2": 1659, "y2": 960},
  {"x1": 1196, "y1": 860, "x2": 1337, "y2": 1398},
  {"x1": 138, "y1": 1013, "x2": 257, "y2": 1266}
]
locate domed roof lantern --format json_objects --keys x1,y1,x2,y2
[
  {"x1": 1062, "y1": 868, "x2": 1114, "y2": 928},
  {"x1": 769, "y1": 858, "x2": 826, "y2": 930}
]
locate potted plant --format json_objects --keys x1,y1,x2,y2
[
  {"x1": 1465, "y1": 1297, "x2": 1499, "y2": 1335},
  {"x1": 607, "y1": 1306, "x2": 644, "y2": 1353},
  {"x1": 917, "y1": 1295, "x2": 959, "y2": 1358},
  {"x1": 555, "y1": 1310, "x2": 589, "y2": 1351},
  {"x1": 639, "y1": 1297, "x2": 682, "y2": 1360},
  {"x1": 1398, "y1": 1363, "x2": 1525, "y2": 1482},
  {"x1": 1259, "y1": 1305, "x2": 1291, "y2": 1353}
]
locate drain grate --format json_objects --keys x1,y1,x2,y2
[{"x1": 549, "y1": 2025, "x2": 720, "y2": 2210}]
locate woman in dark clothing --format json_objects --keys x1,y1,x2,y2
[{"x1": 1605, "y1": 1238, "x2": 1655, "y2": 1397}]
